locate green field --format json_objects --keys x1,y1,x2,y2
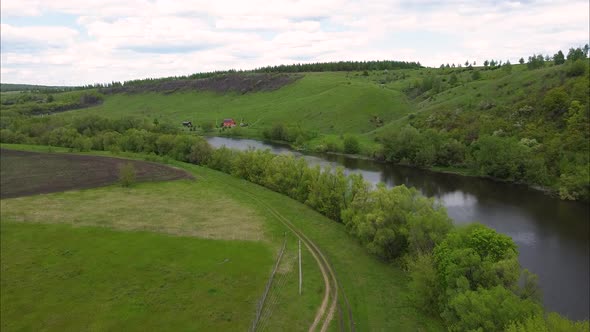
[
  {"x1": 0, "y1": 145, "x2": 444, "y2": 331},
  {"x1": 1, "y1": 222, "x2": 272, "y2": 331}
]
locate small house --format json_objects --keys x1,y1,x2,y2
[{"x1": 222, "y1": 118, "x2": 236, "y2": 128}]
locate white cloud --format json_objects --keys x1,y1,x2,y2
[{"x1": 0, "y1": 0, "x2": 588, "y2": 85}]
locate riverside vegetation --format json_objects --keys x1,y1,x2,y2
[
  {"x1": 1, "y1": 113, "x2": 588, "y2": 330},
  {"x1": 1, "y1": 47, "x2": 588, "y2": 200}
]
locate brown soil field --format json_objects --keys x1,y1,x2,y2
[
  {"x1": 100, "y1": 73, "x2": 302, "y2": 95},
  {"x1": 0, "y1": 149, "x2": 193, "y2": 199}
]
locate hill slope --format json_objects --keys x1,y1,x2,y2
[{"x1": 1, "y1": 59, "x2": 588, "y2": 199}]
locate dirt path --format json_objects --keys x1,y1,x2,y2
[{"x1": 217, "y1": 181, "x2": 354, "y2": 332}]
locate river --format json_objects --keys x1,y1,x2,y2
[{"x1": 206, "y1": 136, "x2": 590, "y2": 320}]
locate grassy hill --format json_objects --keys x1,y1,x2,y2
[
  {"x1": 61, "y1": 72, "x2": 412, "y2": 139},
  {"x1": 1, "y1": 56, "x2": 588, "y2": 198}
]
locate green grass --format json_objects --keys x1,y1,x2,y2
[
  {"x1": 1, "y1": 144, "x2": 445, "y2": 330},
  {"x1": 0, "y1": 146, "x2": 325, "y2": 331},
  {"x1": 0, "y1": 221, "x2": 273, "y2": 331},
  {"x1": 50, "y1": 63, "x2": 587, "y2": 159},
  {"x1": 60, "y1": 72, "x2": 413, "y2": 137}
]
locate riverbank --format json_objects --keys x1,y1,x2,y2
[
  {"x1": 207, "y1": 132, "x2": 564, "y2": 201},
  {"x1": 204, "y1": 135, "x2": 590, "y2": 320}
]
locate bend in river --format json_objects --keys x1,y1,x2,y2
[{"x1": 206, "y1": 136, "x2": 590, "y2": 320}]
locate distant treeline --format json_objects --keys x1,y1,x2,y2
[
  {"x1": 253, "y1": 60, "x2": 422, "y2": 73},
  {"x1": 0, "y1": 83, "x2": 85, "y2": 93},
  {"x1": 89, "y1": 60, "x2": 421, "y2": 89},
  {"x1": 1, "y1": 90, "x2": 104, "y2": 116}
]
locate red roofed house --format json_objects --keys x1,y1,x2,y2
[{"x1": 222, "y1": 118, "x2": 236, "y2": 128}]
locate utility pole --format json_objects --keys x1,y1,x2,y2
[{"x1": 299, "y1": 239, "x2": 302, "y2": 295}]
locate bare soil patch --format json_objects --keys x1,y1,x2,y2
[
  {"x1": 100, "y1": 73, "x2": 302, "y2": 95},
  {"x1": 0, "y1": 149, "x2": 192, "y2": 198}
]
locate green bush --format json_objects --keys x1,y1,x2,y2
[
  {"x1": 343, "y1": 135, "x2": 360, "y2": 154},
  {"x1": 119, "y1": 163, "x2": 136, "y2": 187},
  {"x1": 566, "y1": 59, "x2": 588, "y2": 77}
]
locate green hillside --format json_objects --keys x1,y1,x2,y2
[
  {"x1": 62, "y1": 72, "x2": 412, "y2": 137},
  {"x1": 1, "y1": 53, "x2": 588, "y2": 199}
]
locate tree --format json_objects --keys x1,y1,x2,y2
[
  {"x1": 566, "y1": 47, "x2": 586, "y2": 61},
  {"x1": 382, "y1": 125, "x2": 423, "y2": 163},
  {"x1": 119, "y1": 162, "x2": 136, "y2": 187},
  {"x1": 527, "y1": 54, "x2": 545, "y2": 70},
  {"x1": 519, "y1": 57, "x2": 525, "y2": 64},
  {"x1": 484, "y1": 60, "x2": 489, "y2": 68},
  {"x1": 443, "y1": 286, "x2": 542, "y2": 331},
  {"x1": 506, "y1": 313, "x2": 590, "y2": 332},
  {"x1": 264, "y1": 123, "x2": 289, "y2": 141},
  {"x1": 408, "y1": 254, "x2": 439, "y2": 314},
  {"x1": 566, "y1": 59, "x2": 588, "y2": 77},
  {"x1": 343, "y1": 135, "x2": 360, "y2": 154},
  {"x1": 553, "y1": 50, "x2": 565, "y2": 65},
  {"x1": 472, "y1": 135, "x2": 536, "y2": 181},
  {"x1": 187, "y1": 137, "x2": 213, "y2": 165},
  {"x1": 465, "y1": 61, "x2": 469, "y2": 66},
  {"x1": 542, "y1": 87, "x2": 569, "y2": 118},
  {"x1": 342, "y1": 184, "x2": 451, "y2": 260}
]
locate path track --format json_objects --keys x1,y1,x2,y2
[{"x1": 225, "y1": 182, "x2": 355, "y2": 332}]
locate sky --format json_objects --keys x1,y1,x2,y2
[{"x1": 1, "y1": 0, "x2": 588, "y2": 86}]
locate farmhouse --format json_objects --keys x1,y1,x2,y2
[{"x1": 222, "y1": 118, "x2": 236, "y2": 128}]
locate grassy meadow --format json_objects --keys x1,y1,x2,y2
[
  {"x1": 0, "y1": 145, "x2": 445, "y2": 331},
  {"x1": 1, "y1": 222, "x2": 272, "y2": 331}
]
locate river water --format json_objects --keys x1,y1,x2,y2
[{"x1": 206, "y1": 136, "x2": 590, "y2": 320}]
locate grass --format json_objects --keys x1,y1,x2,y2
[
  {"x1": 1, "y1": 144, "x2": 445, "y2": 330},
  {"x1": 60, "y1": 72, "x2": 413, "y2": 137},
  {"x1": 0, "y1": 221, "x2": 272, "y2": 331},
  {"x1": 0, "y1": 145, "x2": 325, "y2": 331},
  {"x1": 1, "y1": 180, "x2": 265, "y2": 241}
]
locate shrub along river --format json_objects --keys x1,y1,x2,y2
[{"x1": 206, "y1": 136, "x2": 589, "y2": 320}]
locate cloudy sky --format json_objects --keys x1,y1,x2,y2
[{"x1": 1, "y1": 0, "x2": 588, "y2": 86}]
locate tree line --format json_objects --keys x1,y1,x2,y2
[
  {"x1": 1, "y1": 115, "x2": 587, "y2": 330},
  {"x1": 253, "y1": 60, "x2": 422, "y2": 73},
  {"x1": 1, "y1": 90, "x2": 104, "y2": 116}
]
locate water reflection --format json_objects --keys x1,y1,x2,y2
[{"x1": 207, "y1": 136, "x2": 589, "y2": 320}]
